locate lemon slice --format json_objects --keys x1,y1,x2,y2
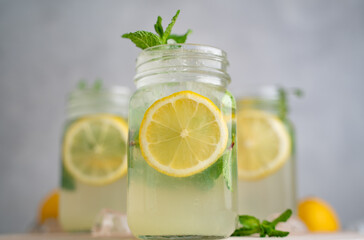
[
  {"x1": 63, "y1": 115, "x2": 128, "y2": 186},
  {"x1": 139, "y1": 91, "x2": 228, "y2": 177},
  {"x1": 237, "y1": 109, "x2": 291, "y2": 180}
]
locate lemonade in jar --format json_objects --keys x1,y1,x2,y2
[
  {"x1": 123, "y1": 11, "x2": 238, "y2": 239},
  {"x1": 236, "y1": 85, "x2": 297, "y2": 219},
  {"x1": 59, "y1": 83, "x2": 130, "y2": 231}
]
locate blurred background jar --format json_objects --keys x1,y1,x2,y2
[
  {"x1": 236, "y1": 85, "x2": 299, "y2": 219},
  {"x1": 59, "y1": 82, "x2": 130, "y2": 231}
]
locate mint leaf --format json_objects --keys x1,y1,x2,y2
[
  {"x1": 239, "y1": 215, "x2": 260, "y2": 229},
  {"x1": 208, "y1": 158, "x2": 223, "y2": 179},
  {"x1": 271, "y1": 209, "x2": 292, "y2": 227},
  {"x1": 267, "y1": 229, "x2": 290, "y2": 237},
  {"x1": 123, "y1": 10, "x2": 191, "y2": 49},
  {"x1": 222, "y1": 132, "x2": 235, "y2": 190},
  {"x1": 93, "y1": 79, "x2": 102, "y2": 90},
  {"x1": 189, "y1": 159, "x2": 222, "y2": 191},
  {"x1": 222, "y1": 149, "x2": 233, "y2": 190},
  {"x1": 167, "y1": 29, "x2": 192, "y2": 43},
  {"x1": 154, "y1": 16, "x2": 164, "y2": 39},
  {"x1": 231, "y1": 209, "x2": 292, "y2": 238},
  {"x1": 162, "y1": 10, "x2": 180, "y2": 43},
  {"x1": 232, "y1": 215, "x2": 260, "y2": 236},
  {"x1": 231, "y1": 228, "x2": 259, "y2": 236},
  {"x1": 261, "y1": 220, "x2": 273, "y2": 237},
  {"x1": 77, "y1": 80, "x2": 87, "y2": 90},
  {"x1": 122, "y1": 31, "x2": 162, "y2": 49},
  {"x1": 262, "y1": 220, "x2": 290, "y2": 238},
  {"x1": 61, "y1": 163, "x2": 75, "y2": 191},
  {"x1": 154, "y1": 16, "x2": 164, "y2": 38},
  {"x1": 293, "y1": 88, "x2": 304, "y2": 97}
]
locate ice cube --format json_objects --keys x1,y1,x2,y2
[{"x1": 92, "y1": 209, "x2": 131, "y2": 237}]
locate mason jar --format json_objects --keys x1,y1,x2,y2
[
  {"x1": 127, "y1": 44, "x2": 238, "y2": 239},
  {"x1": 236, "y1": 85, "x2": 296, "y2": 219},
  {"x1": 59, "y1": 85, "x2": 130, "y2": 231}
]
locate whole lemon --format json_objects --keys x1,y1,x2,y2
[{"x1": 298, "y1": 197, "x2": 340, "y2": 232}]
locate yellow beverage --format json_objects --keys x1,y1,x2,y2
[
  {"x1": 60, "y1": 177, "x2": 127, "y2": 230},
  {"x1": 237, "y1": 86, "x2": 296, "y2": 219},
  {"x1": 128, "y1": 154, "x2": 236, "y2": 237},
  {"x1": 59, "y1": 86, "x2": 129, "y2": 231},
  {"x1": 237, "y1": 156, "x2": 296, "y2": 218},
  {"x1": 127, "y1": 44, "x2": 238, "y2": 239}
]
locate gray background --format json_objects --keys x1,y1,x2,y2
[{"x1": 0, "y1": 0, "x2": 363, "y2": 233}]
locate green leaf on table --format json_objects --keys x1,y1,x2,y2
[
  {"x1": 232, "y1": 215, "x2": 260, "y2": 236},
  {"x1": 267, "y1": 229, "x2": 290, "y2": 237},
  {"x1": 231, "y1": 227, "x2": 260, "y2": 236},
  {"x1": 271, "y1": 209, "x2": 292, "y2": 226},
  {"x1": 231, "y1": 209, "x2": 292, "y2": 238},
  {"x1": 239, "y1": 215, "x2": 260, "y2": 228}
]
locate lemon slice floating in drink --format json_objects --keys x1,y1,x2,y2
[
  {"x1": 237, "y1": 109, "x2": 291, "y2": 180},
  {"x1": 139, "y1": 91, "x2": 228, "y2": 177},
  {"x1": 63, "y1": 115, "x2": 128, "y2": 186}
]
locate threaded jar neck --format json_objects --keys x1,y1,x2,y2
[
  {"x1": 66, "y1": 86, "x2": 130, "y2": 120},
  {"x1": 134, "y1": 44, "x2": 231, "y2": 89},
  {"x1": 237, "y1": 85, "x2": 289, "y2": 117}
]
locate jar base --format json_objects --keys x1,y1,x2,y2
[{"x1": 138, "y1": 235, "x2": 229, "y2": 240}]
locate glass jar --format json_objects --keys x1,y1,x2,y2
[
  {"x1": 127, "y1": 44, "x2": 238, "y2": 239},
  {"x1": 236, "y1": 85, "x2": 296, "y2": 219},
  {"x1": 59, "y1": 85, "x2": 130, "y2": 231}
]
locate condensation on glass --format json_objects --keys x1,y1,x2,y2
[
  {"x1": 127, "y1": 44, "x2": 238, "y2": 239},
  {"x1": 237, "y1": 85, "x2": 296, "y2": 219},
  {"x1": 59, "y1": 86, "x2": 130, "y2": 231}
]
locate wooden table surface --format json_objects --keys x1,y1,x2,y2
[{"x1": 0, "y1": 233, "x2": 364, "y2": 240}]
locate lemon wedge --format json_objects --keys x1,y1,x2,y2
[
  {"x1": 298, "y1": 197, "x2": 340, "y2": 232},
  {"x1": 38, "y1": 190, "x2": 59, "y2": 223},
  {"x1": 63, "y1": 115, "x2": 128, "y2": 186},
  {"x1": 139, "y1": 91, "x2": 228, "y2": 177},
  {"x1": 237, "y1": 109, "x2": 291, "y2": 180}
]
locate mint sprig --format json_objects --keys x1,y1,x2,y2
[
  {"x1": 122, "y1": 31, "x2": 162, "y2": 50},
  {"x1": 76, "y1": 79, "x2": 104, "y2": 91},
  {"x1": 231, "y1": 209, "x2": 292, "y2": 237},
  {"x1": 122, "y1": 10, "x2": 192, "y2": 49},
  {"x1": 161, "y1": 10, "x2": 180, "y2": 43},
  {"x1": 168, "y1": 29, "x2": 193, "y2": 43}
]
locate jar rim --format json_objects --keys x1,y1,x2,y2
[
  {"x1": 134, "y1": 43, "x2": 231, "y2": 88},
  {"x1": 141, "y1": 43, "x2": 227, "y2": 57}
]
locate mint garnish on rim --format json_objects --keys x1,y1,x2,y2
[{"x1": 122, "y1": 10, "x2": 192, "y2": 49}]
